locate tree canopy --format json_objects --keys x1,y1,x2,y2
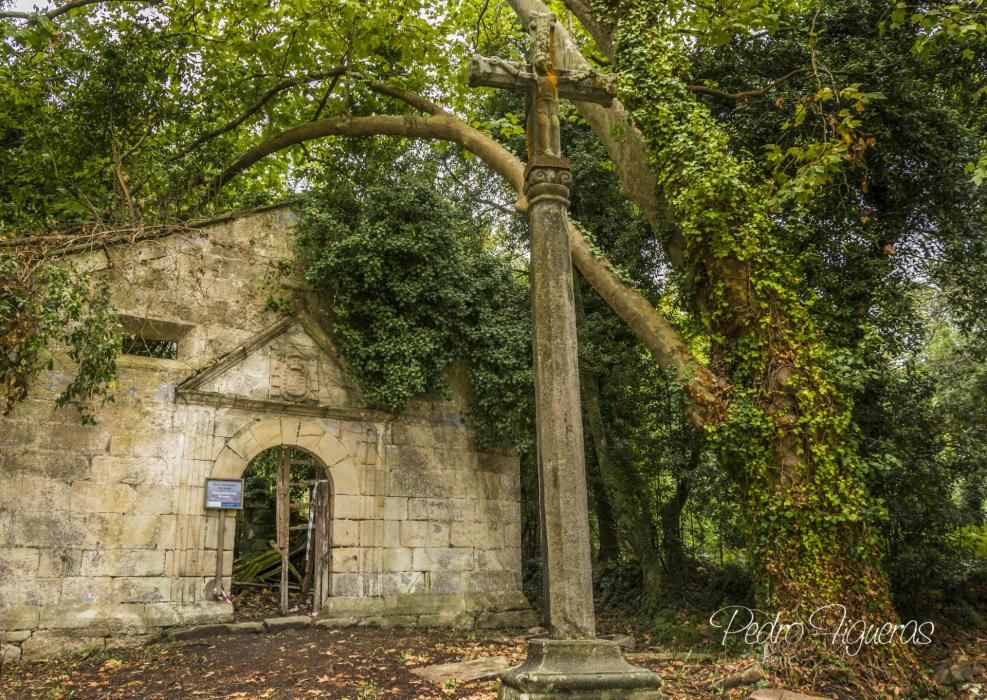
[{"x1": 2, "y1": 0, "x2": 985, "y2": 695}]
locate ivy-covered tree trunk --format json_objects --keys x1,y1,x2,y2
[{"x1": 509, "y1": 0, "x2": 930, "y2": 690}]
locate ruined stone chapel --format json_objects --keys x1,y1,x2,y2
[{"x1": 0, "y1": 206, "x2": 533, "y2": 661}]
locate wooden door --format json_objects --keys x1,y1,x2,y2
[{"x1": 275, "y1": 446, "x2": 331, "y2": 615}]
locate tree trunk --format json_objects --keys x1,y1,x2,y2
[
  {"x1": 587, "y1": 450, "x2": 619, "y2": 564},
  {"x1": 659, "y1": 476, "x2": 690, "y2": 583}
]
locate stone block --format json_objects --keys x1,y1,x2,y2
[
  {"x1": 50, "y1": 425, "x2": 110, "y2": 453},
  {"x1": 382, "y1": 497, "x2": 407, "y2": 520},
  {"x1": 144, "y1": 601, "x2": 230, "y2": 628},
  {"x1": 330, "y1": 461, "x2": 362, "y2": 497},
  {"x1": 0, "y1": 548, "x2": 40, "y2": 578},
  {"x1": 10, "y1": 450, "x2": 91, "y2": 481},
  {"x1": 417, "y1": 611, "x2": 475, "y2": 629},
  {"x1": 104, "y1": 634, "x2": 158, "y2": 650},
  {"x1": 0, "y1": 578, "x2": 61, "y2": 607},
  {"x1": 169, "y1": 623, "x2": 236, "y2": 641},
  {"x1": 59, "y1": 576, "x2": 112, "y2": 604},
  {"x1": 119, "y1": 514, "x2": 161, "y2": 548},
  {"x1": 133, "y1": 485, "x2": 175, "y2": 514},
  {"x1": 331, "y1": 548, "x2": 360, "y2": 573},
  {"x1": 477, "y1": 609, "x2": 539, "y2": 629},
  {"x1": 426, "y1": 522, "x2": 450, "y2": 547},
  {"x1": 380, "y1": 548, "x2": 412, "y2": 572},
  {"x1": 109, "y1": 432, "x2": 135, "y2": 457},
  {"x1": 112, "y1": 577, "x2": 170, "y2": 603},
  {"x1": 17, "y1": 477, "x2": 73, "y2": 511},
  {"x1": 430, "y1": 572, "x2": 469, "y2": 594},
  {"x1": 0, "y1": 606, "x2": 39, "y2": 630},
  {"x1": 39, "y1": 603, "x2": 145, "y2": 630},
  {"x1": 156, "y1": 515, "x2": 178, "y2": 549},
  {"x1": 407, "y1": 498, "x2": 430, "y2": 520},
  {"x1": 92, "y1": 456, "x2": 144, "y2": 485},
  {"x1": 497, "y1": 639, "x2": 662, "y2": 698},
  {"x1": 400, "y1": 521, "x2": 428, "y2": 548},
  {"x1": 80, "y1": 549, "x2": 165, "y2": 577},
  {"x1": 70, "y1": 512, "x2": 123, "y2": 548},
  {"x1": 0, "y1": 630, "x2": 32, "y2": 643},
  {"x1": 333, "y1": 494, "x2": 365, "y2": 519},
  {"x1": 1, "y1": 642, "x2": 22, "y2": 663},
  {"x1": 382, "y1": 593, "x2": 466, "y2": 616},
  {"x1": 71, "y1": 482, "x2": 135, "y2": 514},
  {"x1": 465, "y1": 591, "x2": 530, "y2": 612},
  {"x1": 503, "y1": 522, "x2": 522, "y2": 548},
  {"x1": 320, "y1": 596, "x2": 385, "y2": 618},
  {"x1": 412, "y1": 547, "x2": 474, "y2": 573},
  {"x1": 279, "y1": 416, "x2": 303, "y2": 444},
  {"x1": 450, "y1": 522, "x2": 487, "y2": 548},
  {"x1": 378, "y1": 572, "x2": 427, "y2": 596},
  {"x1": 359, "y1": 615, "x2": 418, "y2": 629},
  {"x1": 315, "y1": 617, "x2": 357, "y2": 628},
  {"x1": 330, "y1": 573, "x2": 361, "y2": 597},
  {"x1": 382, "y1": 521, "x2": 401, "y2": 547},
  {"x1": 20, "y1": 633, "x2": 105, "y2": 661},
  {"x1": 247, "y1": 421, "x2": 282, "y2": 450},
  {"x1": 333, "y1": 519, "x2": 360, "y2": 547},
  {"x1": 264, "y1": 615, "x2": 312, "y2": 632},
  {"x1": 227, "y1": 621, "x2": 265, "y2": 634}
]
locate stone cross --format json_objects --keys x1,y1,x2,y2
[
  {"x1": 469, "y1": 13, "x2": 612, "y2": 640},
  {"x1": 468, "y1": 15, "x2": 665, "y2": 698}
]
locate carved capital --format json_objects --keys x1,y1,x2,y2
[{"x1": 524, "y1": 156, "x2": 572, "y2": 207}]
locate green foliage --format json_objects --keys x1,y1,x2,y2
[
  {"x1": 0, "y1": 255, "x2": 120, "y2": 422},
  {"x1": 296, "y1": 150, "x2": 533, "y2": 450}
]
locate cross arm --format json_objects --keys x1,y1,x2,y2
[{"x1": 468, "y1": 54, "x2": 615, "y2": 106}]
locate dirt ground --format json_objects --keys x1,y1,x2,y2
[
  {"x1": 0, "y1": 625, "x2": 757, "y2": 700},
  {"x1": 0, "y1": 623, "x2": 983, "y2": 699}
]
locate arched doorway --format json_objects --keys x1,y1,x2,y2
[{"x1": 233, "y1": 445, "x2": 332, "y2": 614}]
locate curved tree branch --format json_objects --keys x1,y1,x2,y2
[
  {"x1": 214, "y1": 110, "x2": 728, "y2": 429},
  {"x1": 213, "y1": 113, "x2": 525, "y2": 196},
  {"x1": 172, "y1": 69, "x2": 348, "y2": 161},
  {"x1": 560, "y1": 0, "x2": 613, "y2": 59},
  {"x1": 687, "y1": 68, "x2": 809, "y2": 102},
  {"x1": 1, "y1": 0, "x2": 156, "y2": 20}
]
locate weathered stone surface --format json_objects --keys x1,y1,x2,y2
[
  {"x1": 477, "y1": 610, "x2": 540, "y2": 629},
  {"x1": 144, "y1": 602, "x2": 230, "y2": 628},
  {"x1": 418, "y1": 611, "x2": 475, "y2": 628},
  {"x1": 934, "y1": 659, "x2": 985, "y2": 685},
  {"x1": 600, "y1": 634, "x2": 636, "y2": 651},
  {"x1": 169, "y1": 621, "x2": 263, "y2": 640},
  {"x1": 748, "y1": 691, "x2": 832, "y2": 700},
  {"x1": 315, "y1": 617, "x2": 358, "y2": 628},
  {"x1": 20, "y1": 633, "x2": 105, "y2": 661},
  {"x1": 39, "y1": 603, "x2": 145, "y2": 630},
  {"x1": 0, "y1": 208, "x2": 525, "y2": 655},
  {"x1": 264, "y1": 615, "x2": 313, "y2": 632},
  {"x1": 1, "y1": 643, "x2": 22, "y2": 662},
  {"x1": 0, "y1": 630, "x2": 31, "y2": 643},
  {"x1": 0, "y1": 606, "x2": 39, "y2": 630},
  {"x1": 413, "y1": 656, "x2": 513, "y2": 683},
  {"x1": 497, "y1": 639, "x2": 663, "y2": 699}
]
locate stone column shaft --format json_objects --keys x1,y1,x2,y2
[{"x1": 526, "y1": 156, "x2": 595, "y2": 639}]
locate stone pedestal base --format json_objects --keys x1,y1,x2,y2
[{"x1": 498, "y1": 639, "x2": 664, "y2": 699}]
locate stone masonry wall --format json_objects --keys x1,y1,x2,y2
[{"x1": 0, "y1": 207, "x2": 531, "y2": 662}]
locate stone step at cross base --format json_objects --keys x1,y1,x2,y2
[{"x1": 497, "y1": 638, "x2": 664, "y2": 699}]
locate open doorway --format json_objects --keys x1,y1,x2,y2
[{"x1": 233, "y1": 445, "x2": 332, "y2": 616}]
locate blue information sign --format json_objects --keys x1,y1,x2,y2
[{"x1": 205, "y1": 479, "x2": 243, "y2": 509}]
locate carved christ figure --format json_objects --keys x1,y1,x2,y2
[{"x1": 526, "y1": 13, "x2": 561, "y2": 159}]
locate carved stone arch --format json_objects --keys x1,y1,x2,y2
[{"x1": 210, "y1": 417, "x2": 357, "y2": 495}]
